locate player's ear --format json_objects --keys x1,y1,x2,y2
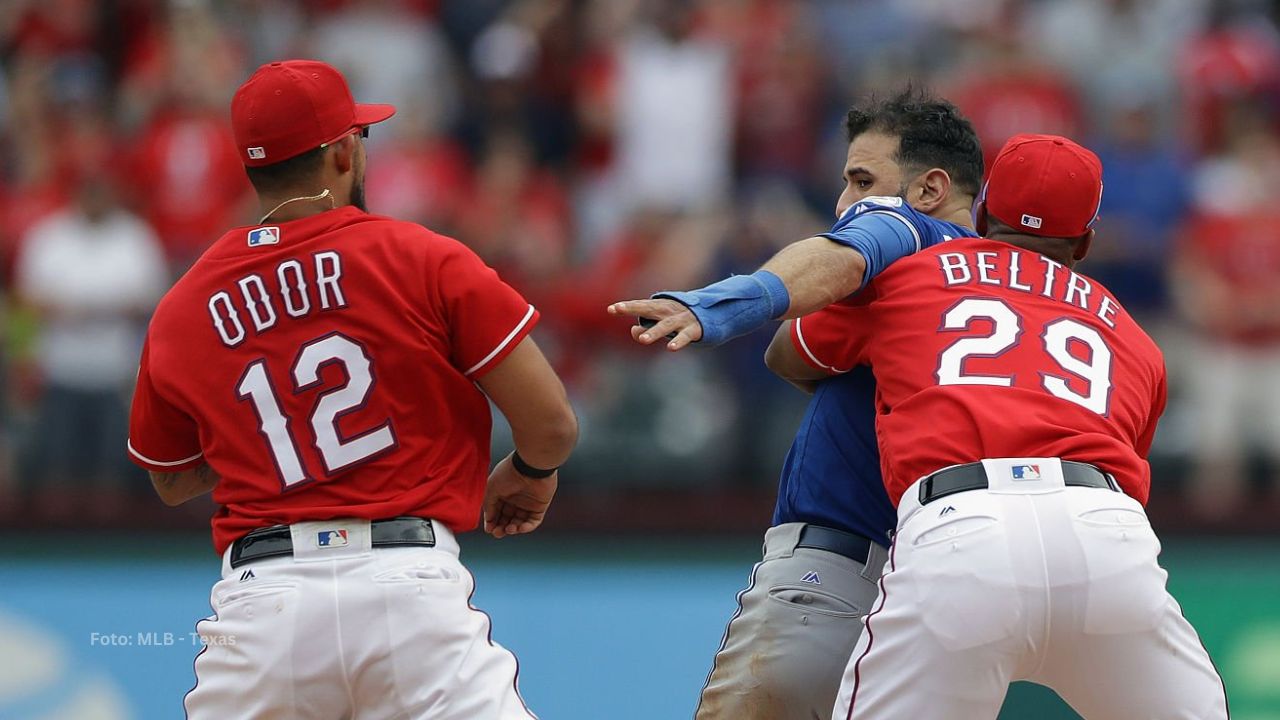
[
  {"x1": 1072, "y1": 229, "x2": 1095, "y2": 263},
  {"x1": 911, "y1": 168, "x2": 951, "y2": 213},
  {"x1": 331, "y1": 134, "x2": 356, "y2": 175},
  {"x1": 974, "y1": 200, "x2": 989, "y2": 236}
]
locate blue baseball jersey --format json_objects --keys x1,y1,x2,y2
[
  {"x1": 773, "y1": 198, "x2": 977, "y2": 544},
  {"x1": 821, "y1": 195, "x2": 974, "y2": 287}
]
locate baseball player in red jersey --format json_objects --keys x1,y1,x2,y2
[
  {"x1": 127, "y1": 60, "x2": 578, "y2": 719},
  {"x1": 767, "y1": 135, "x2": 1227, "y2": 719}
]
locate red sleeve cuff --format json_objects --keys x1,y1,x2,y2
[
  {"x1": 464, "y1": 305, "x2": 540, "y2": 379},
  {"x1": 790, "y1": 317, "x2": 847, "y2": 374},
  {"x1": 127, "y1": 439, "x2": 205, "y2": 472}
]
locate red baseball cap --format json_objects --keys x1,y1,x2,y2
[
  {"x1": 231, "y1": 60, "x2": 395, "y2": 167},
  {"x1": 982, "y1": 133, "x2": 1103, "y2": 238}
]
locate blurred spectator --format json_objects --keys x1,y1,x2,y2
[
  {"x1": 946, "y1": 32, "x2": 1083, "y2": 170},
  {"x1": 465, "y1": 1, "x2": 579, "y2": 165},
  {"x1": 120, "y1": 1, "x2": 250, "y2": 266},
  {"x1": 1177, "y1": 0, "x2": 1280, "y2": 154},
  {"x1": 0, "y1": 54, "x2": 71, "y2": 282},
  {"x1": 226, "y1": 0, "x2": 308, "y2": 68},
  {"x1": 116, "y1": 1, "x2": 243, "y2": 126},
  {"x1": 127, "y1": 103, "x2": 249, "y2": 266},
  {"x1": 14, "y1": 165, "x2": 168, "y2": 518},
  {"x1": 811, "y1": 0, "x2": 928, "y2": 100},
  {"x1": 732, "y1": 1, "x2": 825, "y2": 186},
  {"x1": 363, "y1": 98, "x2": 471, "y2": 232},
  {"x1": 900, "y1": 0, "x2": 1010, "y2": 34},
  {"x1": 566, "y1": 0, "x2": 628, "y2": 249},
  {"x1": 613, "y1": 0, "x2": 734, "y2": 213},
  {"x1": 1022, "y1": 0, "x2": 1203, "y2": 131},
  {"x1": 309, "y1": 0, "x2": 460, "y2": 136},
  {"x1": 1171, "y1": 116, "x2": 1280, "y2": 519},
  {"x1": 1083, "y1": 98, "x2": 1191, "y2": 314},
  {"x1": 3, "y1": 0, "x2": 99, "y2": 59},
  {"x1": 0, "y1": 286, "x2": 10, "y2": 503},
  {"x1": 455, "y1": 129, "x2": 572, "y2": 293}
]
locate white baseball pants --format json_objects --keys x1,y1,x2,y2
[
  {"x1": 185, "y1": 519, "x2": 535, "y2": 719},
  {"x1": 832, "y1": 458, "x2": 1228, "y2": 720}
]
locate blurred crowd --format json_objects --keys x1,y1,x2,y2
[{"x1": 2, "y1": 0, "x2": 1279, "y2": 529}]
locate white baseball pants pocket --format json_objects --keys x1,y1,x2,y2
[
  {"x1": 832, "y1": 459, "x2": 1228, "y2": 720},
  {"x1": 185, "y1": 520, "x2": 535, "y2": 720}
]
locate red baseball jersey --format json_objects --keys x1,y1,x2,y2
[
  {"x1": 128, "y1": 206, "x2": 539, "y2": 553},
  {"x1": 791, "y1": 237, "x2": 1166, "y2": 507}
]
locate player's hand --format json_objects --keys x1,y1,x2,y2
[
  {"x1": 607, "y1": 298, "x2": 704, "y2": 351},
  {"x1": 483, "y1": 455, "x2": 558, "y2": 539}
]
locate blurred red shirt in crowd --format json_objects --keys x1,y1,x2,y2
[
  {"x1": 455, "y1": 132, "x2": 571, "y2": 289},
  {"x1": 6, "y1": 0, "x2": 97, "y2": 56},
  {"x1": 1176, "y1": 208, "x2": 1280, "y2": 346},
  {"x1": 1178, "y1": 14, "x2": 1280, "y2": 154},
  {"x1": 364, "y1": 132, "x2": 470, "y2": 233},
  {"x1": 948, "y1": 36, "x2": 1082, "y2": 172},
  {"x1": 732, "y1": 0, "x2": 824, "y2": 181},
  {"x1": 127, "y1": 109, "x2": 250, "y2": 264}
]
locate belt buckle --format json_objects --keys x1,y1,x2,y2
[
  {"x1": 229, "y1": 524, "x2": 289, "y2": 569},
  {"x1": 918, "y1": 475, "x2": 934, "y2": 506}
]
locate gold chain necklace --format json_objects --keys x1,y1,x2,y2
[{"x1": 258, "y1": 188, "x2": 335, "y2": 225}]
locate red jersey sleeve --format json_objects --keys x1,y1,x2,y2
[
  {"x1": 127, "y1": 338, "x2": 204, "y2": 471},
  {"x1": 435, "y1": 239, "x2": 540, "y2": 378},
  {"x1": 790, "y1": 299, "x2": 874, "y2": 374}
]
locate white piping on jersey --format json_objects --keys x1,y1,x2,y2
[
  {"x1": 863, "y1": 210, "x2": 922, "y2": 252},
  {"x1": 794, "y1": 318, "x2": 852, "y2": 374},
  {"x1": 465, "y1": 304, "x2": 537, "y2": 376},
  {"x1": 127, "y1": 439, "x2": 204, "y2": 467}
]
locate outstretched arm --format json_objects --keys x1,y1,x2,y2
[
  {"x1": 764, "y1": 238, "x2": 869, "y2": 316},
  {"x1": 609, "y1": 203, "x2": 917, "y2": 350},
  {"x1": 607, "y1": 237, "x2": 867, "y2": 350}
]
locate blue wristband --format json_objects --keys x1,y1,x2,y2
[{"x1": 652, "y1": 270, "x2": 790, "y2": 346}]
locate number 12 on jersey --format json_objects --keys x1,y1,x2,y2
[
  {"x1": 236, "y1": 333, "x2": 397, "y2": 489},
  {"x1": 936, "y1": 297, "x2": 1114, "y2": 416}
]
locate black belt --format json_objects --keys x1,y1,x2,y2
[
  {"x1": 796, "y1": 524, "x2": 876, "y2": 564},
  {"x1": 918, "y1": 461, "x2": 1118, "y2": 506},
  {"x1": 229, "y1": 517, "x2": 436, "y2": 569}
]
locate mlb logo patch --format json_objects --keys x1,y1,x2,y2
[
  {"x1": 247, "y1": 227, "x2": 280, "y2": 247},
  {"x1": 247, "y1": 147, "x2": 266, "y2": 160},
  {"x1": 1011, "y1": 464, "x2": 1042, "y2": 481},
  {"x1": 1020, "y1": 214, "x2": 1043, "y2": 229},
  {"x1": 317, "y1": 529, "x2": 349, "y2": 548}
]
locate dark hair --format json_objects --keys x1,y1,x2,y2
[
  {"x1": 244, "y1": 146, "x2": 326, "y2": 194},
  {"x1": 845, "y1": 87, "x2": 984, "y2": 198}
]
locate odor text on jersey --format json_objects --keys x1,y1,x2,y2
[{"x1": 207, "y1": 250, "x2": 349, "y2": 347}]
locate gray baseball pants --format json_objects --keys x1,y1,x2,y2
[{"x1": 696, "y1": 522, "x2": 889, "y2": 720}]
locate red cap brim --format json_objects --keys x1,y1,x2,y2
[{"x1": 354, "y1": 103, "x2": 396, "y2": 126}]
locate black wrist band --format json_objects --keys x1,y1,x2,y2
[{"x1": 511, "y1": 450, "x2": 558, "y2": 479}]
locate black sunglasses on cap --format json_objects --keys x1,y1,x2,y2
[{"x1": 320, "y1": 126, "x2": 369, "y2": 150}]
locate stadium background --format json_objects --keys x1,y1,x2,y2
[{"x1": 0, "y1": 0, "x2": 1278, "y2": 717}]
